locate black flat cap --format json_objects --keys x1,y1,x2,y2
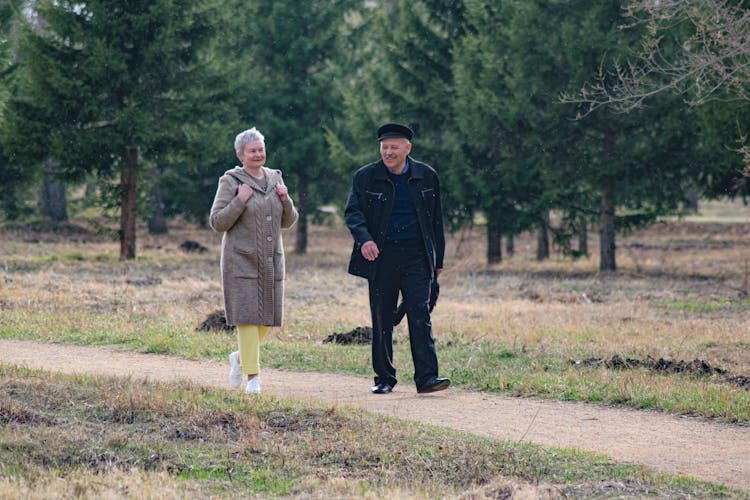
[{"x1": 377, "y1": 123, "x2": 413, "y2": 141}]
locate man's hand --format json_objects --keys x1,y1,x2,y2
[
  {"x1": 361, "y1": 240, "x2": 379, "y2": 261},
  {"x1": 275, "y1": 184, "x2": 289, "y2": 201},
  {"x1": 238, "y1": 184, "x2": 254, "y2": 203}
]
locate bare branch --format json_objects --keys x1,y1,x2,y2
[{"x1": 564, "y1": 0, "x2": 750, "y2": 115}]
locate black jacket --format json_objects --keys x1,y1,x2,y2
[{"x1": 344, "y1": 157, "x2": 445, "y2": 280}]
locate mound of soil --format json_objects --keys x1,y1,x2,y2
[
  {"x1": 125, "y1": 276, "x2": 162, "y2": 287},
  {"x1": 323, "y1": 326, "x2": 372, "y2": 345},
  {"x1": 572, "y1": 355, "x2": 750, "y2": 390},
  {"x1": 197, "y1": 310, "x2": 234, "y2": 332},
  {"x1": 180, "y1": 240, "x2": 208, "y2": 253},
  {"x1": 726, "y1": 374, "x2": 750, "y2": 390},
  {"x1": 572, "y1": 354, "x2": 719, "y2": 374}
]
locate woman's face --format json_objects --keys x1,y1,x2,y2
[{"x1": 237, "y1": 140, "x2": 266, "y2": 170}]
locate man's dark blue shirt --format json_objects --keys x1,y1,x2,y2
[{"x1": 385, "y1": 159, "x2": 421, "y2": 249}]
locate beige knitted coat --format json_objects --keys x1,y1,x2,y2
[{"x1": 209, "y1": 166, "x2": 298, "y2": 326}]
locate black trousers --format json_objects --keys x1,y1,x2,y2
[{"x1": 368, "y1": 246, "x2": 439, "y2": 389}]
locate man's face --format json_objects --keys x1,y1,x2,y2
[
  {"x1": 380, "y1": 138, "x2": 412, "y2": 171},
  {"x1": 236, "y1": 140, "x2": 266, "y2": 170}
]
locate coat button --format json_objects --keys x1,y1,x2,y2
[
  {"x1": 266, "y1": 236, "x2": 272, "y2": 241},
  {"x1": 266, "y1": 215, "x2": 272, "y2": 221}
]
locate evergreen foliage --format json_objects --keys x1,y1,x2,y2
[
  {"x1": 0, "y1": 0, "x2": 744, "y2": 268},
  {"x1": 220, "y1": 0, "x2": 357, "y2": 253},
  {"x1": 453, "y1": 0, "x2": 714, "y2": 269},
  {"x1": 3, "y1": 0, "x2": 224, "y2": 256},
  {"x1": 330, "y1": 0, "x2": 472, "y2": 230},
  {"x1": 0, "y1": 0, "x2": 28, "y2": 220}
]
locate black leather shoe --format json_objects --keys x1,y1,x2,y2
[
  {"x1": 417, "y1": 377, "x2": 450, "y2": 394},
  {"x1": 371, "y1": 383, "x2": 393, "y2": 394}
]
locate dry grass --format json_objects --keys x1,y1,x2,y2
[
  {"x1": 436, "y1": 220, "x2": 750, "y2": 370},
  {"x1": 2, "y1": 212, "x2": 750, "y2": 497},
  {"x1": 0, "y1": 365, "x2": 737, "y2": 499},
  {"x1": 1, "y1": 213, "x2": 750, "y2": 419},
  {"x1": 0, "y1": 468, "x2": 206, "y2": 500}
]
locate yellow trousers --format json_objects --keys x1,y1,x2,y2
[{"x1": 236, "y1": 324, "x2": 269, "y2": 375}]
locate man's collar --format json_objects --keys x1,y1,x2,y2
[
  {"x1": 375, "y1": 157, "x2": 423, "y2": 179},
  {"x1": 386, "y1": 158, "x2": 410, "y2": 175}
]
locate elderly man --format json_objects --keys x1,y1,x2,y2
[{"x1": 345, "y1": 122, "x2": 449, "y2": 394}]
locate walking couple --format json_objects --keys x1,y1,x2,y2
[{"x1": 210, "y1": 123, "x2": 448, "y2": 395}]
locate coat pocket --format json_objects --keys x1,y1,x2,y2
[
  {"x1": 420, "y1": 188, "x2": 435, "y2": 200},
  {"x1": 273, "y1": 249, "x2": 285, "y2": 280},
  {"x1": 420, "y1": 188, "x2": 435, "y2": 216},
  {"x1": 233, "y1": 246, "x2": 260, "y2": 278},
  {"x1": 365, "y1": 190, "x2": 386, "y2": 208}
]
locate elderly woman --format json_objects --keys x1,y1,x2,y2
[{"x1": 209, "y1": 127, "x2": 298, "y2": 394}]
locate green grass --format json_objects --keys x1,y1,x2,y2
[
  {"x1": 1, "y1": 364, "x2": 742, "y2": 499},
  {"x1": 3, "y1": 219, "x2": 750, "y2": 495},
  {"x1": 5, "y1": 309, "x2": 749, "y2": 423},
  {"x1": 0, "y1": 311, "x2": 233, "y2": 359},
  {"x1": 664, "y1": 298, "x2": 740, "y2": 313}
]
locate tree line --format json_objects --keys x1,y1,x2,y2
[{"x1": 0, "y1": 0, "x2": 748, "y2": 269}]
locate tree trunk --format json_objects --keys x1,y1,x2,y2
[
  {"x1": 120, "y1": 147, "x2": 138, "y2": 260},
  {"x1": 85, "y1": 182, "x2": 97, "y2": 200},
  {"x1": 505, "y1": 234, "x2": 515, "y2": 257},
  {"x1": 294, "y1": 184, "x2": 308, "y2": 254},
  {"x1": 536, "y1": 211, "x2": 550, "y2": 261},
  {"x1": 684, "y1": 190, "x2": 700, "y2": 212},
  {"x1": 487, "y1": 223, "x2": 502, "y2": 264},
  {"x1": 1, "y1": 194, "x2": 21, "y2": 221},
  {"x1": 599, "y1": 178, "x2": 616, "y2": 271},
  {"x1": 577, "y1": 219, "x2": 588, "y2": 257},
  {"x1": 42, "y1": 160, "x2": 68, "y2": 222},
  {"x1": 147, "y1": 164, "x2": 168, "y2": 235},
  {"x1": 599, "y1": 128, "x2": 617, "y2": 272}
]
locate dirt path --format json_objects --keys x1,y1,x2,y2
[{"x1": 2, "y1": 339, "x2": 749, "y2": 492}]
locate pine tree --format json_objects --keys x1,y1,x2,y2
[
  {"x1": 4, "y1": 0, "x2": 221, "y2": 258},
  {"x1": 454, "y1": 0, "x2": 710, "y2": 269},
  {"x1": 0, "y1": 0, "x2": 30, "y2": 220},
  {"x1": 331, "y1": 1, "x2": 472, "y2": 232},
  {"x1": 223, "y1": 0, "x2": 357, "y2": 254}
]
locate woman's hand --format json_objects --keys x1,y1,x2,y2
[
  {"x1": 275, "y1": 184, "x2": 289, "y2": 201},
  {"x1": 238, "y1": 184, "x2": 254, "y2": 203}
]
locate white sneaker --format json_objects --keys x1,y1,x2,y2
[
  {"x1": 228, "y1": 351, "x2": 243, "y2": 388},
  {"x1": 245, "y1": 377, "x2": 261, "y2": 394}
]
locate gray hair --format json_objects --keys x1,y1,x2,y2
[{"x1": 234, "y1": 127, "x2": 265, "y2": 153}]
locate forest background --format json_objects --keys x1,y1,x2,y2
[
  {"x1": 2, "y1": 2, "x2": 750, "y2": 495},
  {"x1": 0, "y1": 0, "x2": 749, "y2": 268}
]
